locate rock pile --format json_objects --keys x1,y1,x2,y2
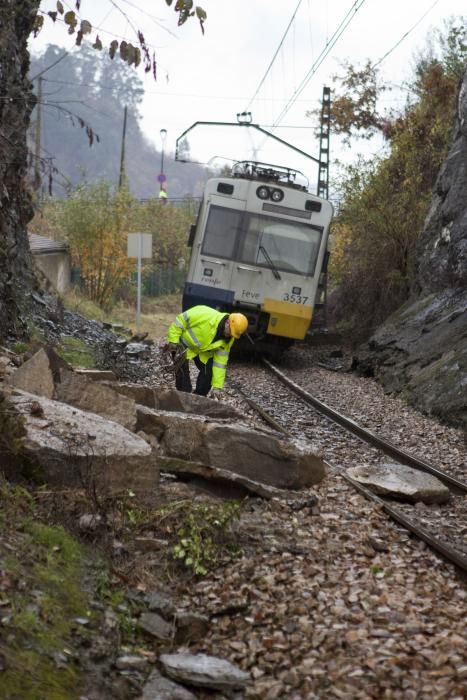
[
  {"x1": 0, "y1": 322, "x2": 326, "y2": 698},
  {"x1": 2, "y1": 344, "x2": 325, "y2": 500}
]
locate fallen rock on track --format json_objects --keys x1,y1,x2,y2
[{"x1": 347, "y1": 462, "x2": 451, "y2": 504}]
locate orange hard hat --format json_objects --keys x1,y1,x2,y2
[{"x1": 229, "y1": 313, "x2": 248, "y2": 339}]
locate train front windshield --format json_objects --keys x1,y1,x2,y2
[{"x1": 202, "y1": 205, "x2": 323, "y2": 276}]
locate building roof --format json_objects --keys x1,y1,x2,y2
[{"x1": 28, "y1": 233, "x2": 69, "y2": 254}]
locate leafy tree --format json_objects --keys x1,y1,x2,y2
[
  {"x1": 326, "y1": 18, "x2": 467, "y2": 342},
  {"x1": 307, "y1": 60, "x2": 388, "y2": 145},
  {"x1": 55, "y1": 182, "x2": 134, "y2": 307},
  {"x1": 134, "y1": 198, "x2": 196, "y2": 269},
  {"x1": 34, "y1": 1, "x2": 206, "y2": 77},
  {"x1": 31, "y1": 184, "x2": 196, "y2": 305}
]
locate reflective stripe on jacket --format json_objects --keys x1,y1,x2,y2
[{"x1": 167, "y1": 305, "x2": 234, "y2": 388}]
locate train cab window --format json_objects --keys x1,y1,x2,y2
[
  {"x1": 238, "y1": 213, "x2": 322, "y2": 276},
  {"x1": 201, "y1": 205, "x2": 241, "y2": 259}
]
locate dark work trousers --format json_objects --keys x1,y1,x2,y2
[{"x1": 175, "y1": 355, "x2": 213, "y2": 396}]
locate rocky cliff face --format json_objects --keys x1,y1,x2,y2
[
  {"x1": 356, "y1": 65, "x2": 467, "y2": 430},
  {"x1": 0, "y1": 1, "x2": 39, "y2": 341},
  {"x1": 416, "y1": 67, "x2": 467, "y2": 293}
]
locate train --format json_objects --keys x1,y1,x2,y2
[{"x1": 182, "y1": 160, "x2": 333, "y2": 357}]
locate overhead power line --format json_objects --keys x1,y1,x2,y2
[
  {"x1": 38, "y1": 77, "x2": 320, "y2": 104},
  {"x1": 31, "y1": 50, "x2": 70, "y2": 81},
  {"x1": 373, "y1": 0, "x2": 441, "y2": 68},
  {"x1": 244, "y1": 0, "x2": 303, "y2": 113},
  {"x1": 271, "y1": 0, "x2": 368, "y2": 129}
]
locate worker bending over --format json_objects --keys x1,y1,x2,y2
[{"x1": 166, "y1": 305, "x2": 248, "y2": 397}]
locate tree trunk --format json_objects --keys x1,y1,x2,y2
[{"x1": 0, "y1": 1, "x2": 39, "y2": 341}]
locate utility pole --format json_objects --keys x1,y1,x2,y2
[
  {"x1": 158, "y1": 128, "x2": 167, "y2": 202},
  {"x1": 34, "y1": 76, "x2": 43, "y2": 191},
  {"x1": 317, "y1": 85, "x2": 331, "y2": 200},
  {"x1": 316, "y1": 85, "x2": 332, "y2": 331},
  {"x1": 118, "y1": 105, "x2": 128, "y2": 189}
]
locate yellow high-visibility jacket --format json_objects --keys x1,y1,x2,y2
[{"x1": 167, "y1": 305, "x2": 234, "y2": 388}]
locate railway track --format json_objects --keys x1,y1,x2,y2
[
  {"x1": 263, "y1": 358, "x2": 467, "y2": 494},
  {"x1": 228, "y1": 355, "x2": 467, "y2": 574}
]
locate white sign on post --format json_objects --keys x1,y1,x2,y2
[
  {"x1": 127, "y1": 233, "x2": 153, "y2": 332},
  {"x1": 127, "y1": 232, "x2": 153, "y2": 258}
]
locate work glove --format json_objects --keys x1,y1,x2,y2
[
  {"x1": 167, "y1": 342, "x2": 178, "y2": 358},
  {"x1": 162, "y1": 342, "x2": 178, "y2": 358},
  {"x1": 210, "y1": 387, "x2": 223, "y2": 401}
]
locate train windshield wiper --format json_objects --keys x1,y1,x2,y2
[{"x1": 258, "y1": 245, "x2": 281, "y2": 280}]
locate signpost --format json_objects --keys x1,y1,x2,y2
[{"x1": 127, "y1": 233, "x2": 153, "y2": 332}]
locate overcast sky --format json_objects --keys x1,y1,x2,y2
[{"x1": 33, "y1": 0, "x2": 466, "y2": 188}]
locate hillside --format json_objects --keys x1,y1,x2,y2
[{"x1": 29, "y1": 44, "x2": 207, "y2": 199}]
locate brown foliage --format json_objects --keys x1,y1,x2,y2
[{"x1": 36, "y1": 0, "x2": 206, "y2": 78}]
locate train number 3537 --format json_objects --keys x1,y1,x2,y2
[{"x1": 283, "y1": 293, "x2": 309, "y2": 304}]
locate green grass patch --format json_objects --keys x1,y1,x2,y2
[
  {"x1": 0, "y1": 397, "x2": 27, "y2": 461},
  {"x1": 56, "y1": 336, "x2": 96, "y2": 369},
  {"x1": 0, "y1": 484, "x2": 95, "y2": 699},
  {"x1": 10, "y1": 341, "x2": 29, "y2": 354}
]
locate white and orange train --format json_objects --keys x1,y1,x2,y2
[{"x1": 182, "y1": 161, "x2": 333, "y2": 356}]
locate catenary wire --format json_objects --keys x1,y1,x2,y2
[
  {"x1": 33, "y1": 77, "x2": 323, "y2": 104},
  {"x1": 373, "y1": 0, "x2": 441, "y2": 68},
  {"x1": 243, "y1": 0, "x2": 303, "y2": 114},
  {"x1": 271, "y1": 0, "x2": 368, "y2": 130}
]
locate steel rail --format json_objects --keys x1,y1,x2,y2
[
  {"x1": 340, "y1": 470, "x2": 467, "y2": 573},
  {"x1": 263, "y1": 359, "x2": 467, "y2": 494},
  {"x1": 231, "y1": 369, "x2": 467, "y2": 574},
  {"x1": 228, "y1": 380, "x2": 290, "y2": 436}
]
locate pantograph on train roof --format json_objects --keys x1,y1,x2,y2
[{"x1": 231, "y1": 161, "x2": 309, "y2": 191}]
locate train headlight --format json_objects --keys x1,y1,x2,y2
[
  {"x1": 271, "y1": 188, "x2": 284, "y2": 202},
  {"x1": 256, "y1": 186, "x2": 270, "y2": 200}
]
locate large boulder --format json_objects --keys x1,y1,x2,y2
[
  {"x1": 139, "y1": 669, "x2": 197, "y2": 700},
  {"x1": 159, "y1": 653, "x2": 250, "y2": 692},
  {"x1": 7, "y1": 348, "x2": 137, "y2": 430},
  {"x1": 158, "y1": 457, "x2": 293, "y2": 499},
  {"x1": 153, "y1": 387, "x2": 244, "y2": 421},
  {"x1": 136, "y1": 405, "x2": 325, "y2": 490},
  {"x1": 347, "y1": 463, "x2": 450, "y2": 504},
  {"x1": 6, "y1": 346, "x2": 69, "y2": 399},
  {"x1": 55, "y1": 371, "x2": 137, "y2": 431},
  {"x1": 7, "y1": 390, "x2": 158, "y2": 501},
  {"x1": 101, "y1": 382, "x2": 244, "y2": 421}
]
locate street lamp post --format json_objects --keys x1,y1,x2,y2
[{"x1": 158, "y1": 128, "x2": 167, "y2": 202}]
